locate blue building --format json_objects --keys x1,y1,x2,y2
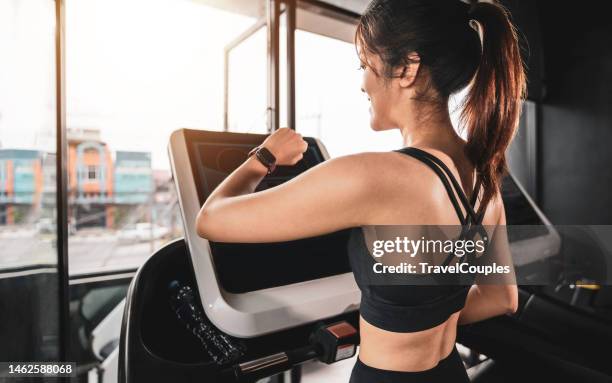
[
  {"x1": 0, "y1": 149, "x2": 44, "y2": 225},
  {"x1": 114, "y1": 151, "x2": 153, "y2": 205}
]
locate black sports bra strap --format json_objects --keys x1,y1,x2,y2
[
  {"x1": 470, "y1": 177, "x2": 481, "y2": 206},
  {"x1": 403, "y1": 147, "x2": 480, "y2": 224},
  {"x1": 395, "y1": 148, "x2": 489, "y2": 268},
  {"x1": 470, "y1": 178, "x2": 485, "y2": 225},
  {"x1": 395, "y1": 148, "x2": 467, "y2": 225}
]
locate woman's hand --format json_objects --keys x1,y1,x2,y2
[{"x1": 261, "y1": 127, "x2": 308, "y2": 166}]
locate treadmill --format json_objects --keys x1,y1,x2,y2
[
  {"x1": 168, "y1": 128, "x2": 359, "y2": 338},
  {"x1": 118, "y1": 128, "x2": 612, "y2": 383}
]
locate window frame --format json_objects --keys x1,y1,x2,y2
[
  {"x1": 223, "y1": 0, "x2": 359, "y2": 134},
  {"x1": 56, "y1": 0, "x2": 70, "y2": 369}
]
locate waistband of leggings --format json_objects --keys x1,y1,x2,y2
[{"x1": 355, "y1": 345, "x2": 460, "y2": 376}]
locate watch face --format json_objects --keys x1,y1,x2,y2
[
  {"x1": 256, "y1": 147, "x2": 276, "y2": 174},
  {"x1": 258, "y1": 147, "x2": 276, "y2": 164}
]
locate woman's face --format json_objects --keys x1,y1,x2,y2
[
  {"x1": 358, "y1": 47, "x2": 420, "y2": 132},
  {"x1": 360, "y1": 52, "x2": 397, "y2": 131}
]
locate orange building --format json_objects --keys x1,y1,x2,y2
[{"x1": 67, "y1": 128, "x2": 114, "y2": 229}]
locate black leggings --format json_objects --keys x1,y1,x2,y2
[{"x1": 349, "y1": 345, "x2": 470, "y2": 383}]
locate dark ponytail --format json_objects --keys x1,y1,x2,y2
[
  {"x1": 356, "y1": 0, "x2": 526, "y2": 210},
  {"x1": 461, "y1": 1, "x2": 527, "y2": 210}
]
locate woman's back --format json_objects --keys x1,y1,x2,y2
[
  {"x1": 352, "y1": 145, "x2": 503, "y2": 372},
  {"x1": 360, "y1": 147, "x2": 501, "y2": 227}
]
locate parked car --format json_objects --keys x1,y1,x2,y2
[
  {"x1": 117, "y1": 223, "x2": 170, "y2": 243},
  {"x1": 36, "y1": 218, "x2": 55, "y2": 234}
]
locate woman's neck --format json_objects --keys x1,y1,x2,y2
[{"x1": 398, "y1": 105, "x2": 463, "y2": 151}]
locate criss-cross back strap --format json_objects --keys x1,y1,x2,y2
[
  {"x1": 400, "y1": 147, "x2": 482, "y2": 225},
  {"x1": 395, "y1": 147, "x2": 483, "y2": 226},
  {"x1": 395, "y1": 148, "x2": 468, "y2": 226},
  {"x1": 395, "y1": 147, "x2": 488, "y2": 268}
]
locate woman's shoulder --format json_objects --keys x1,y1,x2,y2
[
  {"x1": 321, "y1": 151, "x2": 440, "y2": 197},
  {"x1": 326, "y1": 151, "x2": 435, "y2": 177}
]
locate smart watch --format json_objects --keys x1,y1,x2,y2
[{"x1": 248, "y1": 146, "x2": 277, "y2": 175}]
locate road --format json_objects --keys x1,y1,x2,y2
[{"x1": 0, "y1": 228, "x2": 179, "y2": 275}]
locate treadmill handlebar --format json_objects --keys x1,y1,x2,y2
[{"x1": 225, "y1": 321, "x2": 359, "y2": 381}]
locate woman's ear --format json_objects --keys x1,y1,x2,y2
[{"x1": 398, "y1": 52, "x2": 421, "y2": 88}]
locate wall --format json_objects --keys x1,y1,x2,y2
[{"x1": 537, "y1": 1, "x2": 612, "y2": 224}]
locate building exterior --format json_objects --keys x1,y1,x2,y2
[
  {"x1": 112, "y1": 151, "x2": 154, "y2": 230},
  {"x1": 0, "y1": 149, "x2": 44, "y2": 225},
  {"x1": 114, "y1": 151, "x2": 153, "y2": 205},
  {"x1": 68, "y1": 128, "x2": 115, "y2": 229},
  {"x1": 0, "y1": 128, "x2": 153, "y2": 230}
]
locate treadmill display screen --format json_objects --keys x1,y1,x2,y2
[{"x1": 185, "y1": 130, "x2": 351, "y2": 294}]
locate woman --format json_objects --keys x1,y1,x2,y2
[{"x1": 197, "y1": 0, "x2": 524, "y2": 381}]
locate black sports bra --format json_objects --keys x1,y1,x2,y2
[{"x1": 347, "y1": 147, "x2": 486, "y2": 333}]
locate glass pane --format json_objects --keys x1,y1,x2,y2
[
  {"x1": 227, "y1": 26, "x2": 269, "y2": 133},
  {"x1": 280, "y1": 22, "x2": 288, "y2": 129},
  {"x1": 295, "y1": 29, "x2": 401, "y2": 157},
  {"x1": 65, "y1": 0, "x2": 261, "y2": 378},
  {"x1": 65, "y1": 0, "x2": 256, "y2": 275},
  {"x1": 0, "y1": 0, "x2": 60, "y2": 365}
]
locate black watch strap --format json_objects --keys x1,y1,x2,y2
[{"x1": 248, "y1": 146, "x2": 277, "y2": 174}]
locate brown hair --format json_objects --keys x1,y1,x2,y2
[{"x1": 356, "y1": 0, "x2": 527, "y2": 210}]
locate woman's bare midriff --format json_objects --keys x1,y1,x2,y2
[{"x1": 357, "y1": 310, "x2": 461, "y2": 372}]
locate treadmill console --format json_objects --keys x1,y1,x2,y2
[{"x1": 170, "y1": 129, "x2": 359, "y2": 338}]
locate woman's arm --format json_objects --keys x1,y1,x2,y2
[
  {"x1": 196, "y1": 128, "x2": 375, "y2": 243},
  {"x1": 458, "y1": 195, "x2": 519, "y2": 325},
  {"x1": 457, "y1": 284, "x2": 518, "y2": 325}
]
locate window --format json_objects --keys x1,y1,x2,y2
[
  {"x1": 66, "y1": 0, "x2": 259, "y2": 275},
  {"x1": 292, "y1": 8, "x2": 476, "y2": 158},
  {"x1": 294, "y1": 29, "x2": 401, "y2": 157},
  {"x1": 0, "y1": 0, "x2": 60, "y2": 362},
  {"x1": 63, "y1": 3, "x2": 264, "y2": 375},
  {"x1": 226, "y1": 26, "x2": 269, "y2": 133},
  {"x1": 87, "y1": 165, "x2": 98, "y2": 180},
  {"x1": 0, "y1": 1, "x2": 57, "y2": 268}
]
